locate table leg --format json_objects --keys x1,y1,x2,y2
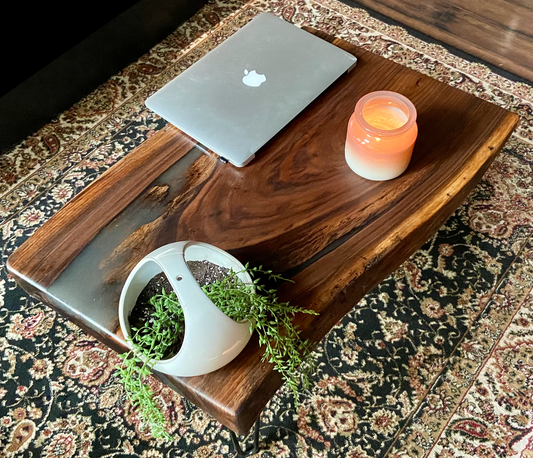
[{"x1": 229, "y1": 418, "x2": 261, "y2": 457}]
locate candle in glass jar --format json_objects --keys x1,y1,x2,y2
[{"x1": 345, "y1": 91, "x2": 418, "y2": 181}]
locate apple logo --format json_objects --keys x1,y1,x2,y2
[{"x1": 242, "y1": 69, "x2": 266, "y2": 87}]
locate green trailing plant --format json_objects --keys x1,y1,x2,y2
[
  {"x1": 118, "y1": 265, "x2": 318, "y2": 440},
  {"x1": 118, "y1": 290, "x2": 185, "y2": 440},
  {"x1": 203, "y1": 265, "x2": 318, "y2": 400}
]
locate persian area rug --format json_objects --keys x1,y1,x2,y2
[{"x1": 1, "y1": 0, "x2": 533, "y2": 456}]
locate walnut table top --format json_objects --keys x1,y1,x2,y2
[{"x1": 7, "y1": 30, "x2": 518, "y2": 435}]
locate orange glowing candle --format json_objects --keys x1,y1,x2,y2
[{"x1": 345, "y1": 91, "x2": 418, "y2": 180}]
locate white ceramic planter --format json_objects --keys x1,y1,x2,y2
[{"x1": 119, "y1": 241, "x2": 253, "y2": 377}]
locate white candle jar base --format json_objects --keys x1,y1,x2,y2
[
  {"x1": 345, "y1": 143, "x2": 414, "y2": 181},
  {"x1": 119, "y1": 241, "x2": 253, "y2": 377}
]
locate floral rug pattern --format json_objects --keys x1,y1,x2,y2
[{"x1": 1, "y1": 0, "x2": 533, "y2": 456}]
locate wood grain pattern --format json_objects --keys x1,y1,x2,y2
[
  {"x1": 442, "y1": 0, "x2": 532, "y2": 36},
  {"x1": 8, "y1": 125, "x2": 197, "y2": 287},
  {"x1": 7, "y1": 30, "x2": 518, "y2": 435},
  {"x1": 345, "y1": 0, "x2": 533, "y2": 81}
]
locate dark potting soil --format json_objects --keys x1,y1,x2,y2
[{"x1": 129, "y1": 260, "x2": 231, "y2": 357}]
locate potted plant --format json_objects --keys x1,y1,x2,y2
[{"x1": 118, "y1": 241, "x2": 318, "y2": 439}]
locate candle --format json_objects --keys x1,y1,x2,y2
[{"x1": 345, "y1": 91, "x2": 418, "y2": 181}]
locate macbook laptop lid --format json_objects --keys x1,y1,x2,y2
[{"x1": 145, "y1": 12, "x2": 357, "y2": 167}]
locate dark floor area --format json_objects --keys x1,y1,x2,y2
[{"x1": 340, "y1": 0, "x2": 533, "y2": 83}]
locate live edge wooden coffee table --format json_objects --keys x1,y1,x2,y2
[{"x1": 8, "y1": 29, "x2": 517, "y2": 453}]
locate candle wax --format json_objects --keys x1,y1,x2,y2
[{"x1": 363, "y1": 104, "x2": 408, "y2": 130}]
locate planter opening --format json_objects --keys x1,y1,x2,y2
[{"x1": 129, "y1": 260, "x2": 232, "y2": 360}]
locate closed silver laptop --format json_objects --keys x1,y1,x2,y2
[{"x1": 145, "y1": 12, "x2": 357, "y2": 167}]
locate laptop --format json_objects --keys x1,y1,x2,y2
[{"x1": 145, "y1": 12, "x2": 357, "y2": 167}]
